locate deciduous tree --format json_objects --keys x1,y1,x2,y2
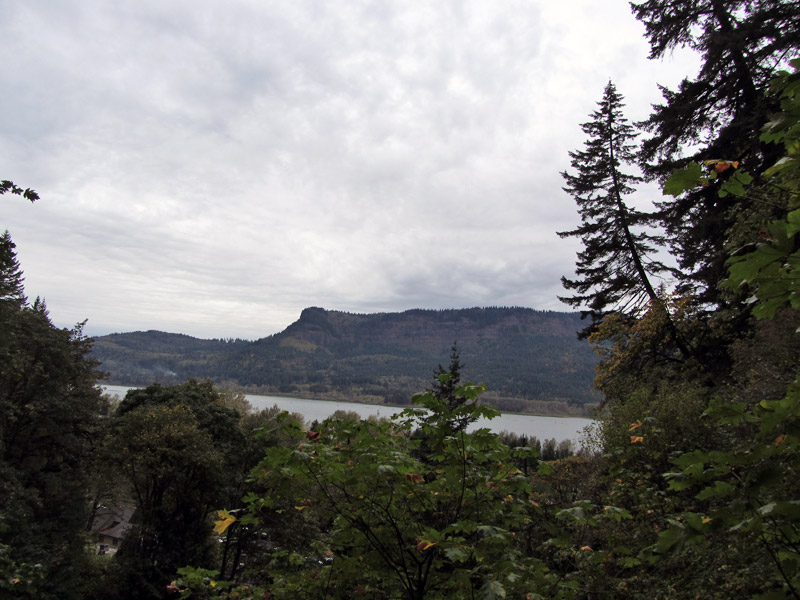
[{"x1": 108, "y1": 380, "x2": 247, "y2": 599}]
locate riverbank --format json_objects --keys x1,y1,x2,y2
[
  {"x1": 101, "y1": 385, "x2": 595, "y2": 444},
  {"x1": 100, "y1": 379, "x2": 596, "y2": 418}
]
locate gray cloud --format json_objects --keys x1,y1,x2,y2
[{"x1": 1, "y1": 0, "x2": 698, "y2": 339}]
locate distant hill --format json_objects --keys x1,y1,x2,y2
[{"x1": 91, "y1": 307, "x2": 600, "y2": 416}]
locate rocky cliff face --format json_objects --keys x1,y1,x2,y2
[{"x1": 283, "y1": 306, "x2": 584, "y2": 348}]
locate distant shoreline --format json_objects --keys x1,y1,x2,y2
[{"x1": 99, "y1": 380, "x2": 596, "y2": 419}]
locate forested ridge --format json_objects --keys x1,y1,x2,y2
[
  {"x1": 2, "y1": 2, "x2": 800, "y2": 598},
  {"x1": 91, "y1": 306, "x2": 600, "y2": 414}
]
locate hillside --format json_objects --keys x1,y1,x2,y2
[{"x1": 91, "y1": 307, "x2": 600, "y2": 415}]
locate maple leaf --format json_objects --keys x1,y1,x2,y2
[{"x1": 213, "y1": 509, "x2": 237, "y2": 535}]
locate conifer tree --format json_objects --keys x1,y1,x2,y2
[
  {"x1": 559, "y1": 81, "x2": 669, "y2": 336},
  {"x1": 630, "y1": 0, "x2": 800, "y2": 303},
  {"x1": 424, "y1": 343, "x2": 477, "y2": 434},
  {"x1": 0, "y1": 230, "x2": 25, "y2": 306},
  {"x1": 428, "y1": 343, "x2": 463, "y2": 409},
  {"x1": 0, "y1": 233, "x2": 105, "y2": 600}
]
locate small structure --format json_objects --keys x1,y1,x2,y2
[{"x1": 91, "y1": 503, "x2": 136, "y2": 555}]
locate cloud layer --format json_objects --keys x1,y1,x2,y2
[{"x1": 1, "y1": 0, "x2": 698, "y2": 339}]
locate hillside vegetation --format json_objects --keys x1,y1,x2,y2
[{"x1": 91, "y1": 306, "x2": 600, "y2": 415}]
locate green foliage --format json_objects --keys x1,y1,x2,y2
[
  {"x1": 257, "y1": 387, "x2": 549, "y2": 598},
  {"x1": 663, "y1": 60, "x2": 800, "y2": 322},
  {"x1": 762, "y1": 58, "x2": 800, "y2": 183},
  {"x1": 722, "y1": 61, "x2": 800, "y2": 320},
  {"x1": 0, "y1": 231, "x2": 25, "y2": 305},
  {"x1": 657, "y1": 378, "x2": 800, "y2": 597},
  {"x1": 580, "y1": 56, "x2": 800, "y2": 600},
  {"x1": 632, "y1": 0, "x2": 800, "y2": 306},
  {"x1": 662, "y1": 161, "x2": 703, "y2": 197},
  {"x1": 726, "y1": 210, "x2": 800, "y2": 319},
  {"x1": 663, "y1": 161, "x2": 754, "y2": 199},
  {"x1": 178, "y1": 373, "x2": 575, "y2": 599},
  {"x1": 105, "y1": 380, "x2": 248, "y2": 598},
  {"x1": 0, "y1": 233, "x2": 106, "y2": 600},
  {"x1": 0, "y1": 179, "x2": 39, "y2": 202}
]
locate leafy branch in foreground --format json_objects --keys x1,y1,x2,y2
[
  {"x1": 663, "y1": 59, "x2": 800, "y2": 321},
  {"x1": 176, "y1": 377, "x2": 568, "y2": 599},
  {"x1": 0, "y1": 180, "x2": 39, "y2": 203},
  {"x1": 649, "y1": 59, "x2": 800, "y2": 600}
]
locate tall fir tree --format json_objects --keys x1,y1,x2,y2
[
  {"x1": 427, "y1": 343, "x2": 463, "y2": 410},
  {"x1": 559, "y1": 81, "x2": 669, "y2": 337},
  {"x1": 630, "y1": 0, "x2": 800, "y2": 304},
  {"x1": 0, "y1": 230, "x2": 25, "y2": 306}
]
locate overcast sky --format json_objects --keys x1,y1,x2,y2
[{"x1": 1, "y1": 0, "x2": 699, "y2": 340}]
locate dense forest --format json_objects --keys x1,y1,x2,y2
[
  {"x1": 2, "y1": 2, "x2": 800, "y2": 598},
  {"x1": 91, "y1": 306, "x2": 600, "y2": 415}
]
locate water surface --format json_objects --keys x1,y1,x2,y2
[{"x1": 102, "y1": 385, "x2": 593, "y2": 444}]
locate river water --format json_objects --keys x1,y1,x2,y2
[{"x1": 102, "y1": 385, "x2": 594, "y2": 445}]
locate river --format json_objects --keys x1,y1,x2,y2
[{"x1": 101, "y1": 385, "x2": 594, "y2": 445}]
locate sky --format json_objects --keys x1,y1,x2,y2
[{"x1": 1, "y1": 0, "x2": 700, "y2": 340}]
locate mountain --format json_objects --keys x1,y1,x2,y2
[{"x1": 91, "y1": 307, "x2": 600, "y2": 415}]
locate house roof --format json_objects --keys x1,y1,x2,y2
[{"x1": 91, "y1": 503, "x2": 137, "y2": 540}]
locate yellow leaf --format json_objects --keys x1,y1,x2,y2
[
  {"x1": 580, "y1": 545, "x2": 593, "y2": 551},
  {"x1": 628, "y1": 420, "x2": 643, "y2": 431},
  {"x1": 213, "y1": 509, "x2": 236, "y2": 535},
  {"x1": 775, "y1": 433, "x2": 787, "y2": 447},
  {"x1": 630, "y1": 436, "x2": 644, "y2": 444},
  {"x1": 416, "y1": 540, "x2": 436, "y2": 552},
  {"x1": 702, "y1": 516, "x2": 711, "y2": 524}
]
